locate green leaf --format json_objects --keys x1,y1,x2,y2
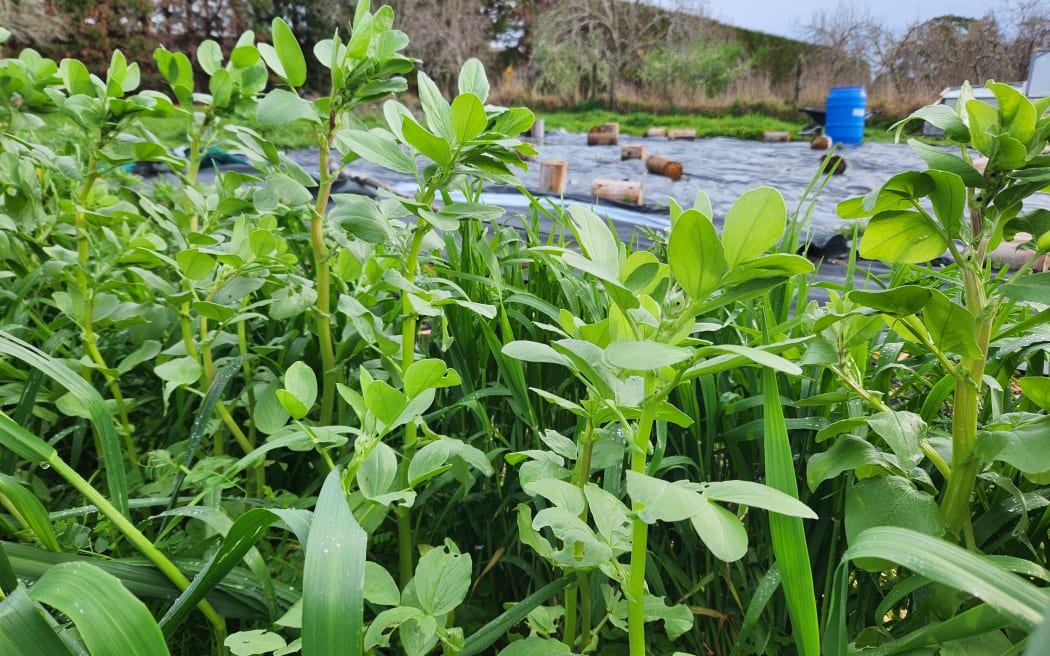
[
  {"x1": 924, "y1": 290, "x2": 981, "y2": 358},
  {"x1": 604, "y1": 340, "x2": 691, "y2": 371},
  {"x1": 413, "y1": 542, "x2": 471, "y2": 616},
  {"x1": 842, "y1": 527, "x2": 1049, "y2": 630},
  {"x1": 490, "y1": 108, "x2": 534, "y2": 137},
  {"x1": 329, "y1": 195, "x2": 393, "y2": 244},
  {"x1": 197, "y1": 40, "x2": 223, "y2": 75},
  {"x1": 357, "y1": 441, "x2": 398, "y2": 499},
  {"x1": 903, "y1": 104, "x2": 970, "y2": 142},
  {"x1": 336, "y1": 129, "x2": 416, "y2": 175},
  {"x1": 990, "y1": 81, "x2": 1036, "y2": 145},
  {"x1": 694, "y1": 344, "x2": 802, "y2": 376},
  {"x1": 154, "y1": 357, "x2": 201, "y2": 387},
  {"x1": 849, "y1": 285, "x2": 931, "y2": 316},
  {"x1": 257, "y1": 88, "x2": 321, "y2": 125},
  {"x1": 401, "y1": 116, "x2": 452, "y2": 166},
  {"x1": 867, "y1": 411, "x2": 925, "y2": 467},
  {"x1": 417, "y1": 71, "x2": 454, "y2": 142},
  {"x1": 908, "y1": 139, "x2": 987, "y2": 187},
  {"x1": 926, "y1": 170, "x2": 967, "y2": 239},
  {"x1": 566, "y1": 205, "x2": 620, "y2": 281},
  {"x1": 626, "y1": 471, "x2": 704, "y2": 523},
  {"x1": 281, "y1": 361, "x2": 317, "y2": 419},
  {"x1": 1019, "y1": 378, "x2": 1050, "y2": 411},
  {"x1": 1001, "y1": 272, "x2": 1050, "y2": 304},
  {"x1": 977, "y1": 415, "x2": 1050, "y2": 475},
  {"x1": 0, "y1": 474, "x2": 60, "y2": 551},
  {"x1": 669, "y1": 208, "x2": 727, "y2": 301},
  {"x1": 457, "y1": 58, "x2": 490, "y2": 102},
  {"x1": 502, "y1": 341, "x2": 575, "y2": 369},
  {"x1": 364, "y1": 380, "x2": 408, "y2": 428},
  {"x1": 302, "y1": 469, "x2": 366, "y2": 655},
  {"x1": 689, "y1": 497, "x2": 748, "y2": 561},
  {"x1": 497, "y1": 636, "x2": 570, "y2": 656},
  {"x1": 807, "y1": 435, "x2": 894, "y2": 491},
  {"x1": 860, "y1": 211, "x2": 948, "y2": 263},
  {"x1": 60, "y1": 58, "x2": 95, "y2": 96},
  {"x1": 523, "y1": 478, "x2": 585, "y2": 515},
  {"x1": 451, "y1": 93, "x2": 487, "y2": 143},
  {"x1": 31, "y1": 562, "x2": 170, "y2": 656},
  {"x1": 404, "y1": 359, "x2": 461, "y2": 397},
  {"x1": 0, "y1": 586, "x2": 75, "y2": 656},
  {"x1": 271, "y1": 18, "x2": 307, "y2": 87},
  {"x1": 532, "y1": 507, "x2": 611, "y2": 567},
  {"x1": 845, "y1": 476, "x2": 945, "y2": 570},
  {"x1": 461, "y1": 577, "x2": 571, "y2": 656},
  {"x1": 365, "y1": 561, "x2": 400, "y2": 606},
  {"x1": 703, "y1": 480, "x2": 817, "y2": 519},
  {"x1": 176, "y1": 249, "x2": 215, "y2": 280},
  {"x1": 722, "y1": 187, "x2": 786, "y2": 267},
  {"x1": 226, "y1": 630, "x2": 286, "y2": 656}
]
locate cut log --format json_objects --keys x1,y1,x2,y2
[
  {"x1": 645, "y1": 155, "x2": 683, "y2": 181},
  {"x1": 810, "y1": 134, "x2": 831, "y2": 150},
  {"x1": 820, "y1": 154, "x2": 847, "y2": 175},
  {"x1": 621, "y1": 143, "x2": 646, "y2": 160},
  {"x1": 592, "y1": 179, "x2": 643, "y2": 204},
  {"x1": 530, "y1": 118, "x2": 545, "y2": 141},
  {"x1": 763, "y1": 131, "x2": 791, "y2": 142},
  {"x1": 587, "y1": 122, "x2": 619, "y2": 145},
  {"x1": 539, "y1": 160, "x2": 568, "y2": 195},
  {"x1": 667, "y1": 128, "x2": 696, "y2": 140},
  {"x1": 587, "y1": 131, "x2": 619, "y2": 146},
  {"x1": 646, "y1": 127, "x2": 667, "y2": 137}
]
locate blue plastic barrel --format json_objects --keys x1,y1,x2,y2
[{"x1": 825, "y1": 86, "x2": 867, "y2": 145}]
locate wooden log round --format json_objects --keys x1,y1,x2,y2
[
  {"x1": 592, "y1": 179, "x2": 643, "y2": 204},
  {"x1": 539, "y1": 160, "x2": 568, "y2": 195},
  {"x1": 810, "y1": 134, "x2": 831, "y2": 150},
  {"x1": 645, "y1": 154, "x2": 683, "y2": 181},
  {"x1": 763, "y1": 131, "x2": 792, "y2": 142},
  {"x1": 587, "y1": 131, "x2": 619, "y2": 146},
  {"x1": 646, "y1": 127, "x2": 667, "y2": 137},
  {"x1": 820, "y1": 154, "x2": 847, "y2": 175},
  {"x1": 621, "y1": 143, "x2": 646, "y2": 160},
  {"x1": 666, "y1": 128, "x2": 696, "y2": 140}
]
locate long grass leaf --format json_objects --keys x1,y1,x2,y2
[
  {"x1": 865, "y1": 604, "x2": 1011, "y2": 656},
  {"x1": 730, "y1": 564, "x2": 781, "y2": 654},
  {"x1": 159, "y1": 507, "x2": 288, "y2": 634},
  {"x1": 843, "y1": 526, "x2": 1049, "y2": 630},
  {"x1": 461, "y1": 574, "x2": 572, "y2": 656},
  {"x1": 166, "y1": 355, "x2": 248, "y2": 510},
  {"x1": 302, "y1": 468, "x2": 366, "y2": 656},
  {"x1": 1025, "y1": 603, "x2": 1050, "y2": 656},
  {"x1": 0, "y1": 473, "x2": 60, "y2": 550},
  {"x1": 762, "y1": 367, "x2": 820, "y2": 656},
  {"x1": 0, "y1": 332, "x2": 129, "y2": 517},
  {"x1": 4, "y1": 540, "x2": 289, "y2": 618},
  {"x1": 29, "y1": 561, "x2": 170, "y2": 656},
  {"x1": 0, "y1": 585, "x2": 75, "y2": 656}
]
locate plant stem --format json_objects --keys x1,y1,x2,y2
[
  {"x1": 627, "y1": 378, "x2": 658, "y2": 656},
  {"x1": 396, "y1": 224, "x2": 431, "y2": 587},
  {"x1": 939, "y1": 264, "x2": 991, "y2": 542},
  {"x1": 74, "y1": 169, "x2": 139, "y2": 469},
  {"x1": 47, "y1": 456, "x2": 226, "y2": 640},
  {"x1": 312, "y1": 131, "x2": 337, "y2": 426}
]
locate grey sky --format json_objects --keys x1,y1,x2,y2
[{"x1": 701, "y1": 0, "x2": 1019, "y2": 40}]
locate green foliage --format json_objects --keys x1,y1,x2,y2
[{"x1": 2, "y1": 8, "x2": 1049, "y2": 656}]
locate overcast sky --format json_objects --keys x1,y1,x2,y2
[{"x1": 700, "y1": 0, "x2": 1015, "y2": 40}]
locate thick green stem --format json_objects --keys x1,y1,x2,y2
[
  {"x1": 312, "y1": 135, "x2": 337, "y2": 426},
  {"x1": 47, "y1": 456, "x2": 226, "y2": 640},
  {"x1": 939, "y1": 265, "x2": 992, "y2": 542},
  {"x1": 396, "y1": 225, "x2": 431, "y2": 587},
  {"x1": 563, "y1": 583, "x2": 578, "y2": 649},
  {"x1": 627, "y1": 379, "x2": 658, "y2": 656}
]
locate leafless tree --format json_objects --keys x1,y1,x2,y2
[
  {"x1": 386, "y1": 0, "x2": 492, "y2": 93},
  {"x1": 533, "y1": 0, "x2": 706, "y2": 109},
  {"x1": 800, "y1": 1, "x2": 875, "y2": 85}
]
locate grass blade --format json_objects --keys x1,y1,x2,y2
[
  {"x1": 29, "y1": 561, "x2": 171, "y2": 656},
  {"x1": 302, "y1": 468, "x2": 366, "y2": 656},
  {"x1": 158, "y1": 507, "x2": 286, "y2": 634},
  {"x1": 843, "y1": 526, "x2": 1049, "y2": 630},
  {"x1": 461, "y1": 574, "x2": 572, "y2": 656},
  {"x1": 0, "y1": 331, "x2": 129, "y2": 517},
  {"x1": 762, "y1": 367, "x2": 820, "y2": 656},
  {"x1": 0, "y1": 473, "x2": 60, "y2": 551},
  {"x1": 0, "y1": 585, "x2": 75, "y2": 656}
]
